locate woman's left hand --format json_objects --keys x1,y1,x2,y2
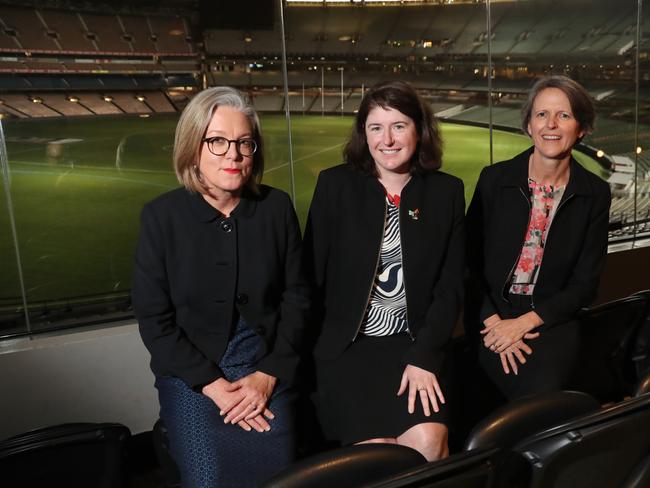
[
  {"x1": 482, "y1": 312, "x2": 541, "y2": 353},
  {"x1": 397, "y1": 364, "x2": 445, "y2": 417},
  {"x1": 222, "y1": 371, "x2": 277, "y2": 425}
]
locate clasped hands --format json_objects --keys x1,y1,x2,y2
[
  {"x1": 202, "y1": 370, "x2": 276, "y2": 433},
  {"x1": 397, "y1": 364, "x2": 445, "y2": 417},
  {"x1": 481, "y1": 313, "x2": 542, "y2": 375}
]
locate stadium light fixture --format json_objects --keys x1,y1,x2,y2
[
  {"x1": 67, "y1": 96, "x2": 80, "y2": 103},
  {"x1": 244, "y1": 35, "x2": 253, "y2": 43},
  {"x1": 597, "y1": 150, "x2": 605, "y2": 158},
  {"x1": 136, "y1": 95, "x2": 147, "y2": 102},
  {"x1": 31, "y1": 97, "x2": 43, "y2": 104},
  {"x1": 637, "y1": 146, "x2": 642, "y2": 154},
  {"x1": 103, "y1": 95, "x2": 113, "y2": 102}
]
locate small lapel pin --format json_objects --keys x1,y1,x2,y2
[{"x1": 408, "y1": 208, "x2": 420, "y2": 220}]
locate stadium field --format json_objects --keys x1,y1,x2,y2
[{"x1": 0, "y1": 114, "x2": 606, "y2": 305}]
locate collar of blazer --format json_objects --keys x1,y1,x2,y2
[
  {"x1": 499, "y1": 146, "x2": 600, "y2": 199},
  {"x1": 184, "y1": 187, "x2": 258, "y2": 222}
]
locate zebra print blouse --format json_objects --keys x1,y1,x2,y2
[{"x1": 360, "y1": 196, "x2": 409, "y2": 337}]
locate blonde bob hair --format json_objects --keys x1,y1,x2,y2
[{"x1": 173, "y1": 86, "x2": 264, "y2": 194}]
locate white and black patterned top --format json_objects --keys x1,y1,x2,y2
[{"x1": 361, "y1": 197, "x2": 409, "y2": 336}]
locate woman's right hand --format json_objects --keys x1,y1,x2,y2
[
  {"x1": 499, "y1": 340, "x2": 534, "y2": 375},
  {"x1": 201, "y1": 378, "x2": 271, "y2": 433}
]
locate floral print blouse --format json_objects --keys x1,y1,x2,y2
[{"x1": 509, "y1": 178, "x2": 566, "y2": 295}]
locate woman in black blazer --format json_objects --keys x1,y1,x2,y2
[
  {"x1": 304, "y1": 81, "x2": 465, "y2": 460},
  {"x1": 466, "y1": 75, "x2": 611, "y2": 400},
  {"x1": 132, "y1": 87, "x2": 309, "y2": 488}
]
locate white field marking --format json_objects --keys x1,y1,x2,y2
[
  {"x1": 265, "y1": 142, "x2": 344, "y2": 173},
  {"x1": 55, "y1": 168, "x2": 74, "y2": 187},
  {"x1": 11, "y1": 168, "x2": 176, "y2": 189}
]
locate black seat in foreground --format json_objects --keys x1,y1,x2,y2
[
  {"x1": 0, "y1": 422, "x2": 131, "y2": 488},
  {"x1": 361, "y1": 447, "x2": 501, "y2": 488},
  {"x1": 261, "y1": 444, "x2": 426, "y2": 488},
  {"x1": 512, "y1": 393, "x2": 650, "y2": 488},
  {"x1": 571, "y1": 294, "x2": 648, "y2": 403},
  {"x1": 463, "y1": 390, "x2": 600, "y2": 451}
]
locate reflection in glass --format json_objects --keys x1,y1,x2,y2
[{"x1": 0, "y1": 0, "x2": 648, "y2": 336}]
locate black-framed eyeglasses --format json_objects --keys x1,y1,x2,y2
[{"x1": 202, "y1": 136, "x2": 257, "y2": 157}]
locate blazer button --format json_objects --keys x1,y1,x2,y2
[
  {"x1": 255, "y1": 326, "x2": 266, "y2": 335},
  {"x1": 236, "y1": 293, "x2": 248, "y2": 305},
  {"x1": 220, "y1": 220, "x2": 233, "y2": 233}
]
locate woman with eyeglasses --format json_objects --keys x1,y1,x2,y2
[{"x1": 132, "y1": 86, "x2": 309, "y2": 488}]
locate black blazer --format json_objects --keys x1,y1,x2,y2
[
  {"x1": 132, "y1": 186, "x2": 309, "y2": 389},
  {"x1": 304, "y1": 164, "x2": 465, "y2": 375},
  {"x1": 465, "y1": 147, "x2": 611, "y2": 330}
]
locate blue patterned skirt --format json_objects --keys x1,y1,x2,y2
[{"x1": 156, "y1": 318, "x2": 296, "y2": 488}]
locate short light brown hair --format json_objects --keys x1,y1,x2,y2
[
  {"x1": 522, "y1": 75, "x2": 595, "y2": 142},
  {"x1": 173, "y1": 86, "x2": 264, "y2": 194},
  {"x1": 344, "y1": 80, "x2": 442, "y2": 176}
]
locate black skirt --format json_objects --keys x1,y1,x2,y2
[
  {"x1": 314, "y1": 332, "x2": 450, "y2": 446},
  {"x1": 478, "y1": 294, "x2": 580, "y2": 400}
]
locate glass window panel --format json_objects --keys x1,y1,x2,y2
[
  {"x1": 283, "y1": 0, "x2": 490, "y2": 213},
  {"x1": 1, "y1": 113, "x2": 178, "y2": 333},
  {"x1": 0, "y1": 122, "x2": 28, "y2": 336}
]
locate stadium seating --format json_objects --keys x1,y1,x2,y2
[
  {"x1": 0, "y1": 422, "x2": 131, "y2": 487},
  {"x1": 511, "y1": 393, "x2": 650, "y2": 488},
  {"x1": 463, "y1": 390, "x2": 600, "y2": 451},
  {"x1": 570, "y1": 294, "x2": 649, "y2": 403}
]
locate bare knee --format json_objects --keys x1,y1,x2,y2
[{"x1": 397, "y1": 423, "x2": 448, "y2": 462}]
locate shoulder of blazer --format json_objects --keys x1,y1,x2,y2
[
  {"x1": 141, "y1": 187, "x2": 193, "y2": 220},
  {"x1": 421, "y1": 169, "x2": 464, "y2": 190},
  {"x1": 567, "y1": 158, "x2": 611, "y2": 199},
  {"x1": 482, "y1": 147, "x2": 532, "y2": 188},
  {"x1": 144, "y1": 186, "x2": 188, "y2": 209},
  {"x1": 238, "y1": 184, "x2": 293, "y2": 219},
  {"x1": 318, "y1": 162, "x2": 365, "y2": 185}
]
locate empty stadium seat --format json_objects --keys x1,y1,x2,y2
[
  {"x1": 0, "y1": 422, "x2": 131, "y2": 488},
  {"x1": 511, "y1": 394, "x2": 650, "y2": 488},
  {"x1": 463, "y1": 390, "x2": 601, "y2": 451},
  {"x1": 261, "y1": 444, "x2": 426, "y2": 488},
  {"x1": 570, "y1": 294, "x2": 649, "y2": 403}
]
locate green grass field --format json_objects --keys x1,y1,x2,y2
[{"x1": 0, "y1": 114, "x2": 607, "y2": 305}]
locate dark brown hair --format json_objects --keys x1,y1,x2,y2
[
  {"x1": 522, "y1": 75, "x2": 595, "y2": 142},
  {"x1": 344, "y1": 80, "x2": 442, "y2": 175}
]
